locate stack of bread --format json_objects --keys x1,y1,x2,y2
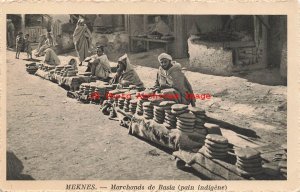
[
  {"x1": 278, "y1": 144, "x2": 287, "y2": 178},
  {"x1": 153, "y1": 106, "x2": 164, "y2": 124},
  {"x1": 148, "y1": 95, "x2": 164, "y2": 106},
  {"x1": 235, "y1": 147, "x2": 263, "y2": 177},
  {"x1": 204, "y1": 134, "x2": 229, "y2": 159},
  {"x1": 142, "y1": 102, "x2": 154, "y2": 119},
  {"x1": 171, "y1": 104, "x2": 189, "y2": 115},
  {"x1": 124, "y1": 93, "x2": 131, "y2": 112},
  {"x1": 26, "y1": 63, "x2": 38, "y2": 74},
  {"x1": 176, "y1": 112, "x2": 196, "y2": 133},
  {"x1": 129, "y1": 99, "x2": 138, "y2": 114},
  {"x1": 54, "y1": 65, "x2": 64, "y2": 74},
  {"x1": 163, "y1": 110, "x2": 176, "y2": 129},
  {"x1": 118, "y1": 97, "x2": 125, "y2": 109},
  {"x1": 189, "y1": 107, "x2": 208, "y2": 136},
  {"x1": 136, "y1": 91, "x2": 149, "y2": 115}
]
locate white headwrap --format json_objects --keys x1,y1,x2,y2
[
  {"x1": 158, "y1": 53, "x2": 172, "y2": 62},
  {"x1": 118, "y1": 54, "x2": 133, "y2": 72}
]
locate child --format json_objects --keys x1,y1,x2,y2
[
  {"x1": 15, "y1": 32, "x2": 24, "y2": 59},
  {"x1": 24, "y1": 34, "x2": 32, "y2": 59},
  {"x1": 68, "y1": 58, "x2": 78, "y2": 71}
]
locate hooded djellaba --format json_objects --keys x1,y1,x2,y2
[
  {"x1": 154, "y1": 53, "x2": 196, "y2": 106},
  {"x1": 111, "y1": 53, "x2": 144, "y2": 89},
  {"x1": 73, "y1": 16, "x2": 92, "y2": 65}
]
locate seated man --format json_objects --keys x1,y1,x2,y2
[
  {"x1": 35, "y1": 32, "x2": 55, "y2": 57},
  {"x1": 153, "y1": 53, "x2": 196, "y2": 106},
  {"x1": 87, "y1": 46, "x2": 111, "y2": 81},
  {"x1": 43, "y1": 48, "x2": 61, "y2": 66},
  {"x1": 110, "y1": 54, "x2": 144, "y2": 89}
]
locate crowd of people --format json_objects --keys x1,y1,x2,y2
[{"x1": 10, "y1": 16, "x2": 196, "y2": 106}]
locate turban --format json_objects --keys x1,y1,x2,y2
[
  {"x1": 158, "y1": 53, "x2": 172, "y2": 62},
  {"x1": 118, "y1": 53, "x2": 128, "y2": 62}
]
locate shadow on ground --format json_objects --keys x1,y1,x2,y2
[
  {"x1": 7, "y1": 151, "x2": 34, "y2": 180},
  {"x1": 207, "y1": 117, "x2": 260, "y2": 139}
]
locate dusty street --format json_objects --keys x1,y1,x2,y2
[
  {"x1": 6, "y1": 50, "x2": 200, "y2": 180},
  {"x1": 6, "y1": 49, "x2": 287, "y2": 180}
]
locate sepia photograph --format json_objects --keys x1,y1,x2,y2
[{"x1": 5, "y1": 13, "x2": 288, "y2": 182}]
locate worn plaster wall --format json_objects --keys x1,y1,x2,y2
[{"x1": 188, "y1": 36, "x2": 233, "y2": 75}]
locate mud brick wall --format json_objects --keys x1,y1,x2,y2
[{"x1": 188, "y1": 37, "x2": 233, "y2": 76}]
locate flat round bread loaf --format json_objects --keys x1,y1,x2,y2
[
  {"x1": 177, "y1": 119, "x2": 195, "y2": 125},
  {"x1": 236, "y1": 157, "x2": 262, "y2": 164},
  {"x1": 143, "y1": 102, "x2": 153, "y2": 107},
  {"x1": 205, "y1": 123, "x2": 220, "y2": 129},
  {"x1": 171, "y1": 109, "x2": 188, "y2": 115},
  {"x1": 178, "y1": 112, "x2": 196, "y2": 119},
  {"x1": 280, "y1": 168, "x2": 287, "y2": 173},
  {"x1": 188, "y1": 106, "x2": 205, "y2": 114},
  {"x1": 159, "y1": 101, "x2": 176, "y2": 107},
  {"x1": 236, "y1": 167, "x2": 264, "y2": 176},
  {"x1": 278, "y1": 161, "x2": 287, "y2": 168},
  {"x1": 171, "y1": 104, "x2": 188, "y2": 111},
  {"x1": 204, "y1": 150, "x2": 227, "y2": 159},
  {"x1": 206, "y1": 134, "x2": 228, "y2": 144},
  {"x1": 205, "y1": 144, "x2": 229, "y2": 153},
  {"x1": 205, "y1": 139, "x2": 228, "y2": 148},
  {"x1": 235, "y1": 147, "x2": 261, "y2": 160}
]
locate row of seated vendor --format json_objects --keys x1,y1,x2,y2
[{"x1": 25, "y1": 60, "x2": 287, "y2": 180}]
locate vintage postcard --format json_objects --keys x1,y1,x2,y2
[{"x1": 0, "y1": 1, "x2": 299, "y2": 192}]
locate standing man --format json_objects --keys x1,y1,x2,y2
[
  {"x1": 73, "y1": 16, "x2": 92, "y2": 66},
  {"x1": 154, "y1": 53, "x2": 196, "y2": 106},
  {"x1": 7, "y1": 19, "x2": 15, "y2": 48}
]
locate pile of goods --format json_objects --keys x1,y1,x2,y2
[
  {"x1": 155, "y1": 101, "x2": 175, "y2": 125},
  {"x1": 176, "y1": 112, "x2": 195, "y2": 133},
  {"x1": 77, "y1": 82, "x2": 115, "y2": 103},
  {"x1": 153, "y1": 105, "x2": 165, "y2": 124},
  {"x1": 136, "y1": 91, "x2": 151, "y2": 115},
  {"x1": 171, "y1": 104, "x2": 189, "y2": 115},
  {"x1": 234, "y1": 147, "x2": 263, "y2": 177},
  {"x1": 189, "y1": 107, "x2": 208, "y2": 136},
  {"x1": 278, "y1": 144, "x2": 287, "y2": 178},
  {"x1": 129, "y1": 99, "x2": 138, "y2": 114},
  {"x1": 25, "y1": 63, "x2": 38, "y2": 74},
  {"x1": 124, "y1": 97, "x2": 131, "y2": 112},
  {"x1": 39, "y1": 63, "x2": 56, "y2": 71},
  {"x1": 163, "y1": 109, "x2": 177, "y2": 129},
  {"x1": 107, "y1": 89, "x2": 122, "y2": 104},
  {"x1": 142, "y1": 102, "x2": 154, "y2": 119},
  {"x1": 123, "y1": 90, "x2": 137, "y2": 112},
  {"x1": 54, "y1": 65, "x2": 65, "y2": 75},
  {"x1": 203, "y1": 134, "x2": 229, "y2": 159},
  {"x1": 60, "y1": 65, "x2": 77, "y2": 77},
  {"x1": 118, "y1": 97, "x2": 125, "y2": 109}
]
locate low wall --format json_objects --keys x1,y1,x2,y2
[{"x1": 188, "y1": 36, "x2": 233, "y2": 76}]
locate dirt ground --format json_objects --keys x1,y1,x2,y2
[{"x1": 6, "y1": 49, "x2": 286, "y2": 180}]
